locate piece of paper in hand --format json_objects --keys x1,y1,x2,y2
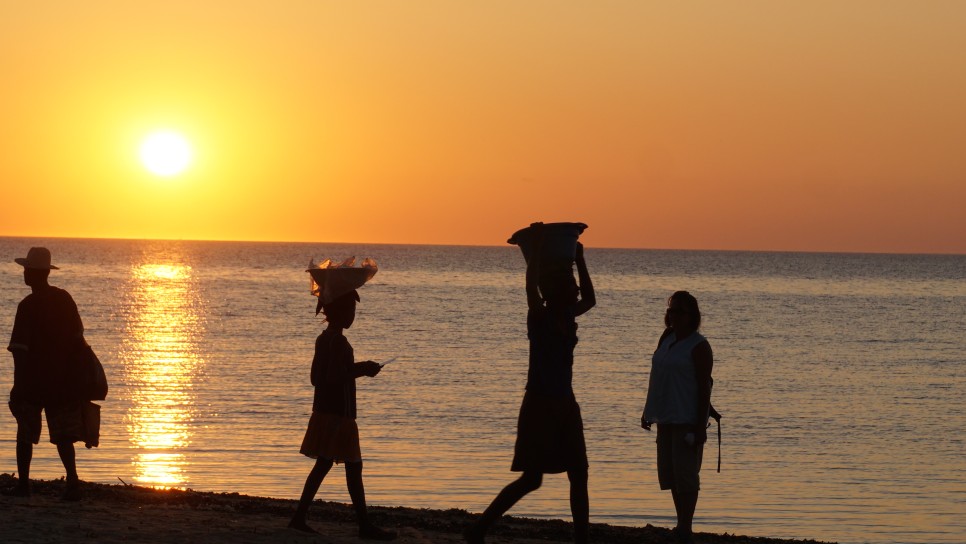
[{"x1": 379, "y1": 356, "x2": 398, "y2": 368}]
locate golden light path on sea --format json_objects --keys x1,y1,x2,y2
[{"x1": 121, "y1": 262, "x2": 203, "y2": 488}]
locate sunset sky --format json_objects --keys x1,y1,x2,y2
[{"x1": 2, "y1": 2, "x2": 964, "y2": 254}]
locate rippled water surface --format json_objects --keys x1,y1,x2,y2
[{"x1": 1, "y1": 238, "x2": 963, "y2": 544}]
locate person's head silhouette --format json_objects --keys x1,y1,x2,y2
[{"x1": 320, "y1": 289, "x2": 360, "y2": 329}]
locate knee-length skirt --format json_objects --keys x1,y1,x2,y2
[{"x1": 299, "y1": 412, "x2": 362, "y2": 463}]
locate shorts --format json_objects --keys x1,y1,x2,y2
[
  {"x1": 656, "y1": 423, "x2": 703, "y2": 493},
  {"x1": 511, "y1": 391, "x2": 588, "y2": 474},
  {"x1": 9, "y1": 400, "x2": 87, "y2": 445},
  {"x1": 299, "y1": 412, "x2": 362, "y2": 463}
]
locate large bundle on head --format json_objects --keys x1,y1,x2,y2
[
  {"x1": 507, "y1": 223, "x2": 587, "y2": 300},
  {"x1": 508, "y1": 222, "x2": 587, "y2": 302},
  {"x1": 507, "y1": 222, "x2": 587, "y2": 269},
  {"x1": 307, "y1": 257, "x2": 378, "y2": 309}
]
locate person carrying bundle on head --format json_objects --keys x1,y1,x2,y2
[
  {"x1": 466, "y1": 222, "x2": 596, "y2": 544},
  {"x1": 289, "y1": 257, "x2": 396, "y2": 541}
]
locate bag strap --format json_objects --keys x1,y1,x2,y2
[
  {"x1": 708, "y1": 404, "x2": 721, "y2": 473},
  {"x1": 715, "y1": 416, "x2": 721, "y2": 473}
]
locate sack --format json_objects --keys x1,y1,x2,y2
[{"x1": 79, "y1": 343, "x2": 109, "y2": 401}]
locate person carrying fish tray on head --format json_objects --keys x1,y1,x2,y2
[
  {"x1": 465, "y1": 222, "x2": 596, "y2": 544},
  {"x1": 289, "y1": 256, "x2": 397, "y2": 541}
]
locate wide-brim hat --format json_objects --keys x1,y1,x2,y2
[
  {"x1": 307, "y1": 257, "x2": 378, "y2": 306},
  {"x1": 15, "y1": 247, "x2": 59, "y2": 270}
]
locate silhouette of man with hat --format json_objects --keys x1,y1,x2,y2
[{"x1": 5, "y1": 247, "x2": 88, "y2": 500}]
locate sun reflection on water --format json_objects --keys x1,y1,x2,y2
[{"x1": 121, "y1": 261, "x2": 205, "y2": 488}]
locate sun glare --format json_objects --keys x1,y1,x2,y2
[{"x1": 140, "y1": 131, "x2": 193, "y2": 177}]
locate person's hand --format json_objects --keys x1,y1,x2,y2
[
  {"x1": 692, "y1": 424, "x2": 708, "y2": 445},
  {"x1": 640, "y1": 413, "x2": 651, "y2": 431},
  {"x1": 361, "y1": 361, "x2": 382, "y2": 377}
]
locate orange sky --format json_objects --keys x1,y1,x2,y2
[{"x1": 1, "y1": 2, "x2": 964, "y2": 254}]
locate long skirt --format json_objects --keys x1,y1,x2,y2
[{"x1": 510, "y1": 391, "x2": 588, "y2": 474}]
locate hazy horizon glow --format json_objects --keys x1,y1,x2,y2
[{"x1": 2, "y1": 2, "x2": 964, "y2": 254}]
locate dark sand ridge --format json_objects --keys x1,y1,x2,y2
[{"x1": 0, "y1": 475, "x2": 833, "y2": 544}]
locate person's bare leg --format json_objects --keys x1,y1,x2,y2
[
  {"x1": 289, "y1": 458, "x2": 333, "y2": 533},
  {"x1": 345, "y1": 461, "x2": 369, "y2": 526},
  {"x1": 56, "y1": 442, "x2": 81, "y2": 501},
  {"x1": 671, "y1": 488, "x2": 698, "y2": 541},
  {"x1": 346, "y1": 461, "x2": 396, "y2": 540},
  {"x1": 9, "y1": 440, "x2": 33, "y2": 495},
  {"x1": 465, "y1": 471, "x2": 543, "y2": 543},
  {"x1": 568, "y1": 468, "x2": 589, "y2": 544}
]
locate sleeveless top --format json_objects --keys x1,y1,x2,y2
[{"x1": 643, "y1": 330, "x2": 710, "y2": 425}]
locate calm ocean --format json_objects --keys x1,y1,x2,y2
[{"x1": 0, "y1": 237, "x2": 963, "y2": 544}]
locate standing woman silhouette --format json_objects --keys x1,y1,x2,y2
[{"x1": 641, "y1": 291, "x2": 714, "y2": 544}]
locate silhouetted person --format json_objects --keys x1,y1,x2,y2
[
  {"x1": 465, "y1": 225, "x2": 596, "y2": 544},
  {"x1": 289, "y1": 289, "x2": 396, "y2": 541},
  {"x1": 641, "y1": 291, "x2": 714, "y2": 544},
  {"x1": 4, "y1": 247, "x2": 87, "y2": 501}
]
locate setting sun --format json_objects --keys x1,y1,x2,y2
[{"x1": 139, "y1": 131, "x2": 193, "y2": 177}]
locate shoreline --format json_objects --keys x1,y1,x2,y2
[{"x1": 1, "y1": 474, "x2": 833, "y2": 544}]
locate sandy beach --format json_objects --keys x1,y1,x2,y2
[{"x1": 0, "y1": 474, "x2": 831, "y2": 544}]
